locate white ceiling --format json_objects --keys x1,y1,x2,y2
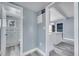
[
  {"x1": 50, "y1": 2, "x2": 74, "y2": 21},
  {"x1": 15, "y1": 2, "x2": 74, "y2": 17},
  {"x1": 50, "y1": 7, "x2": 65, "y2": 21},
  {"x1": 14, "y1": 2, "x2": 50, "y2": 12},
  {"x1": 54, "y1": 2, "x2": 74, "y2": 18}
]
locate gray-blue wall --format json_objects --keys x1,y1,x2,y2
[
  {"x1": 23, "y1": 7, "x2": 37, "y2": 52},
  {"x1": 37, "y1": 11, "x2": 46, "y2": 53}
]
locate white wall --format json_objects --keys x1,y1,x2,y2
[
  {"x1": 48, "y1": 32, "x2": 62, "y2": 52},
  {"x1": 50, "y1": 17, "x2": 74, "y2": 41},
  {"x1": 63, "y1": 17, "x2": 74, "y2": 40}
]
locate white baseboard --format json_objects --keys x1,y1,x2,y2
[
  {"x1": 63, "y1": 38, "x2": 74, "y2": 45},
  {"x1": 63, "y1": 38, "x2": 74, "y2": 41},
  {"x1": 23, "y1": 48, "x2": 46, "y2": 56},
  {"x1": 23, "y1": 48, "x2": 37, "y2": 56},
  {"x1": 36, "y1": 48, "x2": 46, "y2": 56}
]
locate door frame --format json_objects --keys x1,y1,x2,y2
[
  {"x1": 74, "y1": 2, "x2": 78, "y2": 56},
  {"x1": 45, "y1": 2, "x2": 55, "y2": 55},
  {"x1": 1, "y1": 3, "x2": 23, "y2": 56},
  {"x1": 1, "y1": 3, "x2": 7, "y2": 56}
]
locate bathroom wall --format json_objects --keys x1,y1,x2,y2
[
  {"x1": 47, "y1": 17, "x2": 74, "y2": 53},
  {"x1": 48, "y1": 20, "x2": 63, "y2": 53},
  {"x1": 54, "y1": 17, "x2": 74, "y2": 40},
  {"x1": 23, "y1": 7, "x2": 37, "y2": 52},
  {"x1": 50, "y1": 17, "x2": 74, "y2": 40},
  {"x1": 37, "y1": 11, "x2": 46, "y2": 53},
  {"x1": 63, "y1": 17, "x2": 74, "y2": 40},
  {"x1": 49, "y1": 19, "x2": 64, "y2": 45}
]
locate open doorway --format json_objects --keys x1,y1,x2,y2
[{"x1": 46, "y1": 2, "x2": 74, "y2": 56}]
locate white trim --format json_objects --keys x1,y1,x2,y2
[
  {"x1": 46, "y1": 2, "x2": 55, "y2": 8},
  {"x1": 23, "y1": 48, "x2": 46, "y2": 56},
  {"x1": 74, "y1": 2, "x2": 78, "y2": 56},
  {"x1": 63, "y1": 38, "x2": 74, "y2": 45},
  {"x1": 23, "y1": 48, "x2": 38, "y2": 56},
  {"x1": 45, "y1": 2, "x2": 55, "y2": 56},
  {"x1": 64, "y1": 38, "x2": 74, "y2": 41},
  {"x1": 36, "y1": 48, "x2": 46, "y2": 56},
  {"x1": 1, "y1": 4, "x2": 7, "y2": 56},
  {"x1": 20, "y1": 5, "x2": 23, "y2": 56}
]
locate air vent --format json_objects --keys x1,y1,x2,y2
[{"x1": 41, "y1": 9, "x2": 45, "y2": 14}]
